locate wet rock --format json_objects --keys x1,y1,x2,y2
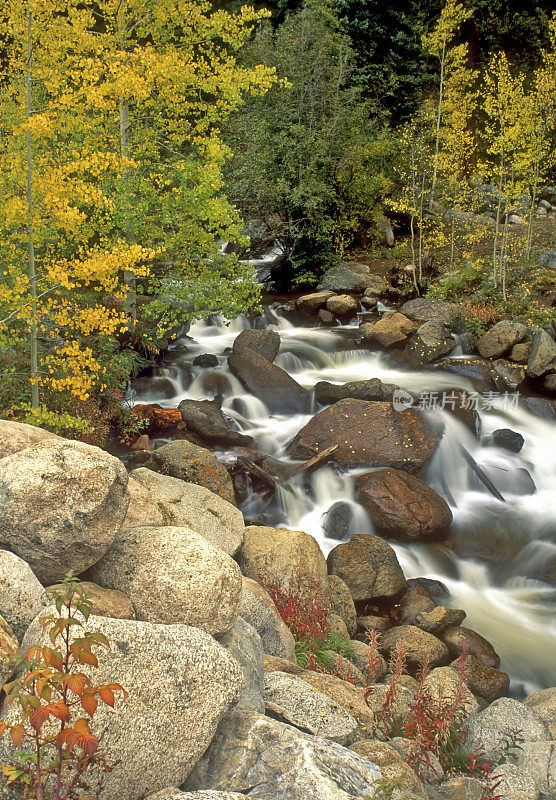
[
  {"x1": 436, "y1": 358, "x2": 496, "y2": 391},
  {"x1": 319, "y1": 309, "x2": 335, "y2": 325},
  {"x1": 400, "y1": 298, "x2": 460, "y2": 325},
  {"x1": 46, "y1": 581, "x2": 135, "y2": 620},
  {"x1": 129, "y1": 468, "x2": 245, "y2": 555},
  {"x1": 0, "y1": 440, "x2": 129, "y2": 585},
  {"x1": 327, "y1": 533, "x2": 406, "y2": 602},
  {"x1": 477, "y1": 321, "x2": 527, "y2": 359},
  {"x1": 232, "y1": 329, "x2": 281, "y2": 363},
  {"x1": 7, "y1": 614, "x2": 245, "y2": 800},
  {"x1": 130, "y1": 404, "x2": 183, "y2": 436},
  {"x1": 392, "y1": 586, "x2": 436, "y2": 626},
  {"x1": 321, "y1": 502, "x2": 358, "y2": 542},
  {"x1": 456, "y1": 654, "x2": 509, "y2": 703},
  {"x1": 228, "y1": 348, "x2": 309, "y2": 415},
  {"x1": 148, "y1": 440, "x2": 235, "y2": 504},
  {"x1": 296, "y1": 290, "x2": 335, "y2": 312},
  {"x1": 0, "y1": 419, "x2": 59, "y2": 458},
  {"x1": 490, "y1": 359, "x2": 526, "y2": 391},
  {"x1": 131, "y1": 433, "x2": 151, "y2": 451},
  {"x1": 287, "y1": 399, "x2": 439, "y2": 474},
  {"x1": 458, "y1": 332, "x2": 478, "y2": 355},
  {"x1": 527, "y1": 329, "x2": 556, "y2": 377},
  {"x1": 378, "y1": 625, "x2": 450, "y2": 669},
  {"x1": 239, "y1": 577, "x2": 296, "y2": 663},
  {"x1": 238, "y1": 526, "x2": 329, "y2": 601},
  {"x1": 406, "y1": 577, "x2": 451, "y2": 604},
  {"x1": 442, "y1": 626, "x2": 500, "y2": 668},
  {"x1": 314, "y1": 379, "x2": 388, "y2": 405},
  {"x1": 467, "y1": 700, "x2": 550, "y2": 763},
  {"x1": 317, "y1": 262, "x2": 379, "y2": 293},
  {"x1": 184, "y1": 708, "x2": 381, "y2": 799},
  {"x1": 356, "y1": 469, "x2": 452, "y2": 542},
  {"x1": 360, "y1": 312, "x2": 417, "y2": 349},
  {"x1": 326, "y1": 575, "x2": 357, "y2": 636},
  {"x1": 488, "y1": 763, "x2": 538, "y2": 800},
  {"x1": 217, "y1": 616, "x2": 265, "y2": 712},
  {"x1": 0, "y1": 550, "x2": 48, "y2": 641},
  {"x1": 264, "y1": 671, "x2": 358, "y2": 744},
  {"x1": 405, "y1": 321, "x2": 455, "y2": 364},
  {"x1": 0, "y1": 616, "x2": 18, "y2": 687},
  {"x1": 415, "y1": 606, "x2": 466, "y2": 635},
  {"x1": 482, "y1": 428, "x2": 524, "y2": 453},
  {"x1": 520, "y1": 397, "x2": 556, "y2": 419},
  {"x1": 178, "y1": 398, "x2": 253, "y2": 447},
  {"x1": 508, "y1": 741, "x2": 556, "y2": 799},
  {"x1": 193, "y1": 353, "x2": 218, "y2": 368},
  {"x1": 361, "y1": 294, "x2": 378, "y2": 310},
  {"x1": 87, "y1": 525, "x2": 242, "y2": 635},
  {"x1": 326, "y1": 295, "x2": 358, "y2": 318}
]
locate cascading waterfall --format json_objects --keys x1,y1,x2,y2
[{"x1": 129, "y1": 304, "x2": 556, "y2": 694}]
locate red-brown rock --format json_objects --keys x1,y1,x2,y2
[
  {"x1": 131, "y1": 404, "x2": 182, "y2": 436},
  {"x1": 287, "y1": 400, "x2": 439, "y2": 474},
  {"x1": 356, "y1": 468, "x2": 452, "y2": 542},
  {"x1": 442, "y1": 626, "x2": 501, "y2": 669}
]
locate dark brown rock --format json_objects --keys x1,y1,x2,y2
[
  {"x1": 442, "y1": 626, "x2": 500, "y2": 668},
  {"x1": 391, "y1": 586, "x2": 436, "y2": 626},
  {"x1": 178, "y1": 398, "x2": 253, "y2": 448},
  {"x1": 355, "y1": 468, "x2": 452, "y2": 542},
  {"x1": 287, "y1": 399, "x2": 439, "y2": 474},
  {"x1": 314, "y1": 379, "x2": 387, "y2": 406},
  {"x1": 318, "y1": 309, "x2": 335, "y2": 325},
  {"x1": 327, "y1": 533, "x2": 406, "y2": 602},
  {"x1": 229, "y1": 349, "x2": 309, "y2": 415},
  {"x1": 477, "y1": 321, "x2": 527, "y2": 359},
  {"x1": 400, "y1": 298, "x2": 459, "y2": 325}
]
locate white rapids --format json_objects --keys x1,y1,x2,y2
[{"x1": 130, "y1": 305, "x2": 556, "y2": 694}]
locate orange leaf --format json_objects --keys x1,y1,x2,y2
[
  {"x1": 10, "y1": 724, "x2": 25, "y2": 747},
  {"x1": 25, "y1": 646, "x2": 41, "y2": 663},
  {"x1": 65, "y1": 674, "x2": 87, "y2": 697},
  {"x1": 107, "y1": 683, "x2": 128, "y2": 699},
  {"x1": 98, "y1": 687, "x2": 115, "y2": 707},
  {"x1": 48, "y1": 702, "x2": 70, "y2": 722},
  {"x1": 78, "y1": 651, "x2": 98, "y2": 667},
  {"x1": 0, "y1": 722, "x2": 7, "y2": 737},
  {"x1": 29, "y1": 706, "x2": 50, "y2": 732},
  {"x1": 81, "y1": 693, "x2": 98, "y2": 716}
]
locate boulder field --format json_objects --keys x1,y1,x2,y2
[{"x1": 0, "y1": 418, "x2": 553, "y2": 800}]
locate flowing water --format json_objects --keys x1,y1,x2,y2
[{"x1": 130, "y1": 303, "x2": 556, "y2": 694}]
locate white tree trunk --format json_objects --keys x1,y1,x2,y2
[{"x1": 26, "y1": 10, "x2": 39, "y2": 408}]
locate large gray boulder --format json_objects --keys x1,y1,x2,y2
[
  {"x1": 360, "y1": 313, "x2": 417, "y2": 349},
  {"x1": 0, "y1": 440, "x2": 129, "y2": 584},
  {"x1": 264, "y1": 671, "x2": 358, "y2": 745},
  {"x1": 87, "y1": 525, "x2": 241, "y2": 635},
  {"x1": 0, "y1": 419, "x2": 59, "y2": 459},
  {"x1": 317, "y1": 263, "x2": 378, "y2": 293},
  {"x1": 488, "y1": 763, "x2": 539, "y2": 800},
  {"x1": 130, "y1": 468, "x2": 245, "y2": 556},
  {"x1": 508, "y1": 741, "x2": 556, "y2": 799},
  {"x1": 405, "y1": 321, "x2": 455, "y2": 363},
  {"x1": 465, "y1": 698, "x2": 551, "y2": 762},
  {"x1": 1, "y1": 614, "x2": 245, "y2": 800},
  {"x1": 378, "y1": 625, "x2": 449, "y2": 669},
  {"x1": 239, "y1": 577, "x2": 296, "y2": 663},
  {"x1": 399, "y1": 298, "x2": 459, "y2": 325},
  {"x1": 184, "y1": 708, "x2": 382, "y2": 799},
  {"x1": 524, "y1": 687, "x2": 556, "y2": 731},
  {"x1": 0, "y1": 550, "x2": 47, "y2": 640},
  {"x1": 217, "y1": 617, "x2": 265, "y2": 712}
]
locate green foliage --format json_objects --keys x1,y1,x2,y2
[
  {"x1": 224, "y1": 0, "x2": 397, "y2": 287},
  {"x1": 0, "y1": 574, "x2": 128, "y2": 800}
]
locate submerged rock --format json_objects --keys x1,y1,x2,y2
[{"x1": 178, "y1": 398, "x2": 253, "y2": 448}]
